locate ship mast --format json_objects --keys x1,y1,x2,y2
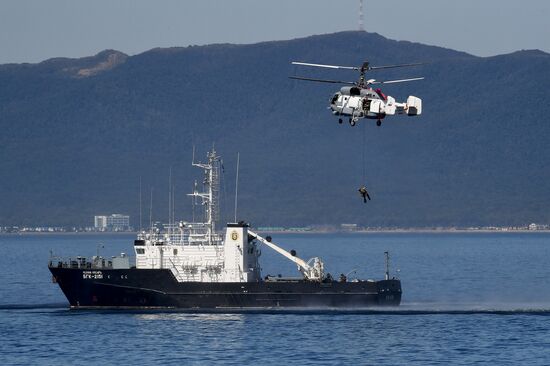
[{"x1": 188, "y1": 148, "x2": 221, "y2": 242}]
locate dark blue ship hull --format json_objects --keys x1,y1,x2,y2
[{"x1": 49, "y1": 266, "x2": 402, "y2": 309}]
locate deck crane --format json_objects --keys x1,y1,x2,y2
[{"x1": 248, "y1": 230, "x2": 325, "y2": 281}]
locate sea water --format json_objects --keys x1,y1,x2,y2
[{"x1": 0, "y1": 232, "x2": 549, "y2": 365}]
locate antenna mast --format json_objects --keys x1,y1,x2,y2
[
  {"x1": 359, "y1": 0, "x2": 365, "y2": 32},
  {"x1": 168, "y1": 167, "x2": 172, "y2": 235},
  {"x1": 188, "y1": 148, "x2": 221, "y2": 236},
  {"x1": 149, "y1": 187, "x2": 154, "y2": 230},
  {"x1": 139, "y1": 176, "x2": 142, "y2": 231},
  {"x1": 234, "y1": 152, "x2": 240, "y2": 223},
  {"x1": 384, "y1": 251, "x2": 390, "y2": 280}
]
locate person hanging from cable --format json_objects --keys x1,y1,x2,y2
[
  {"x1": 358, "y1": 120, "x2": 371, "y2": 204},
  {"x1": 358, "y1": 186, "x2": 371, "y2": 203}
]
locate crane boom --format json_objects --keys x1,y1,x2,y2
[{"x1": 248, "y1": 230, "x2": 324, "y2": 281}]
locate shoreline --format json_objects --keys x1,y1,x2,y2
[
  {"x1": 2, "y1": 229, "x2": 550, "y2": 236},
  {"x1": 0, "y1": 231, "x2": 136, "y2": 236}
]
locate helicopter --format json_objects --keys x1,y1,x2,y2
[{"x1": 290, "y1": 60, "x2": 424, "y2": 126}]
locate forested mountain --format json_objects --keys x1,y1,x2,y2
[{"x1": 1, "y1": 31, "x2": 549, "y2": 227}]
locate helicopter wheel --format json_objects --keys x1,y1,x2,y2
[
  {"x1": 376, "y1": 120, "x2": 382, "y2": 127},
  {"x1": 338, "y1": 118, "x2": 343, "y2": 124},
  {"x1": 349, "y1": 118, "x2": 356, "y2": 127}
]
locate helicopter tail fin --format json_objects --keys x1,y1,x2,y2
[{"x1": 406, "y1": 96, "x2": 422, "y2": 116}]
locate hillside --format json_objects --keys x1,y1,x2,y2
[{"x1": 1, "y1": 31, "x2": 549, "y2": 227}]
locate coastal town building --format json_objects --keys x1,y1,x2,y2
[{"x1": 94, "y1": 214, "x2": 130, "y2": 231}]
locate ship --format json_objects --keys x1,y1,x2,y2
[{"x1": 49, "y1": 149, "x2": 402, "y2": 309}]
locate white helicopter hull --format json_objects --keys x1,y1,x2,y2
[
  {"x1": 290, "y1": 59, "x2": 424, "y2": 125},
  {"x1": 331, "y1": 94, "x2": 422, "y2": 121}
]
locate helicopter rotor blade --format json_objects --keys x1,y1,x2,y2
[
  {"x1": 291, "y1": 62, "x2": 359, "y2": 71},
  {"x1": 368, "y1": 62, "x2": 424, "y2": 71},
  {"x1": 289, "y1": 76, "x2": 357, "y2": 85},
  {"x1": 368, "y1": 77, "x2": 424, "y2": 85}
]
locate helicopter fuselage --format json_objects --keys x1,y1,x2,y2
[
  {"x1": 330, "y1": 86, "x2": 422, "y2": 123},
  {"x1": 289, "y1": 59, "x2": 424, "y2": 126}
]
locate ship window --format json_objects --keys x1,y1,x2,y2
[
  {"x1": 136, "y1": 248, "x2": 145, "y2": 255},
  {"x1": 173, "y1": 249, "x2": 178, "y2": 255}
]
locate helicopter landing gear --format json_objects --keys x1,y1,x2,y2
[
  {"x1": 338, "y1": 118, "x2": 343, "y2": 124},
  {"x1": 376, "y1": 119, "x2": 382, "y2": 127},
  {"x1": 349, "y1": 118, "x2": 356, "y2": 127}
]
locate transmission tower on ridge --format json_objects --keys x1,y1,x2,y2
[{"x1": 359, "y1": 0, "x2": 365, "y2": 31}]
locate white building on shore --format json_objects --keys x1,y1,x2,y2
[{"x1": 94, "y1": 214, "x2": 130, "y2": 231}]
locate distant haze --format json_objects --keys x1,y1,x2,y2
[{"x1": 1, "y1": 0, "x2": 549, "y2": 64}]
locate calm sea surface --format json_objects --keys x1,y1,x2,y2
[{"x1": 1, "y1": 232, "x2": 549, "y2": 365}]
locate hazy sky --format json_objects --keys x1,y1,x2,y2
[{"x1": 1, "y1": 0, "x2": 549, "y2": 64}]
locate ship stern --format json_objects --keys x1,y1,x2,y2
[{"x1": 377, "y1": 279, "x2": 402, "y2": 306}]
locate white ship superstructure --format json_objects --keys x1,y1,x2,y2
[{"x1": 134, "y1": 149, "x2": 259, "y2": 282}]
